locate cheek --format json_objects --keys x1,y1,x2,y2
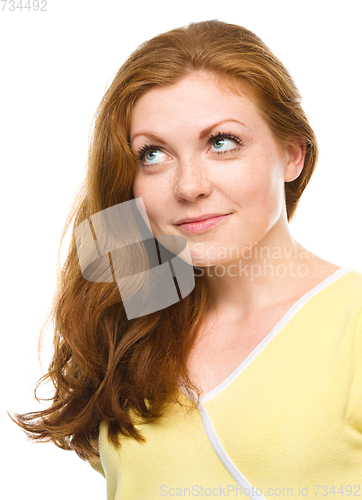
[
  {"x1": 227, "y1": 164, "x2": 271, "y2": 205},
  {"x1": 230, "y1": 155, "x2": 285, "y2": 228},
  {"x1": 132, "y1": 177, "x2": 155, "y2": 211},
  {"x1": 253, "y1": 169, "x2": 286, "y2": 230},
  {"x1": 131, "y1": 175, "x2": 143, "y2": 200},
  {"x1": 132, "y1": 178, "x2": 165, "y2": 231},
  {"x1": 243, "y1": 148, "x2": 284, "y2": 201}
]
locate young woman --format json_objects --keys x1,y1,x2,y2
[{"x1": 13, "y1": 20, "x2": 362, "y2": 499}]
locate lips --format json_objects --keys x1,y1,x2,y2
[
  {"x1": 175, "y1": 213, "x2": 231, "y2": 224},
  {"x1": 176, "y1": 213, "x2": 232, "y2": 234}
]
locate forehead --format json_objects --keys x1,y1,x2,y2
[
  {"x1": 130, "y1": 72, "x2": 262, "y2": 136},
  {"x1": 133, "y1": 72, "x2": 252, "y2": 107}
]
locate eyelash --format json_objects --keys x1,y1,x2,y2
[
  {"x1": 136, "y1": 132, "x2": 244, "y2": 167},
  {"x1": 208, "y1": 132, "x2": 244, "y2": 153}
]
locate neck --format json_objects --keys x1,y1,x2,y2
[{"x1": 203, "y1": 227, "x2": 321, "y2": 321}]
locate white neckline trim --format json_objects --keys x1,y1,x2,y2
[
  {"x1": 193, "y1": 267, "x2": 355, "y2": 498},
  {"x1": 198, "y1": 401, "x2": 268, "y2": 499},
  {"x1": 199, "y1": 266, "x2": 355, "y2": 404}
]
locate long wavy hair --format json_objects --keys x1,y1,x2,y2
[{"x1": 11, "y1": 20, "x2": 318, "y2": 463}]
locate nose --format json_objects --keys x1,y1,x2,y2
[{"x1": 173, "y1": 156, "x2": 213, "y2": 202}]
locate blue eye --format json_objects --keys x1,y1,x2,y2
[
  {"x1": 137, "y1": 146, "x2": 167, "y2": 166},
  {"x1": 145, "y1": 149, "x2": 163, "y2": 163},
  {"x1": 211, "y1": 137, "x2": 236, "y2": 152},
  {"x1": 208, "y1": 133, "x2": 244, "y2": 154}
]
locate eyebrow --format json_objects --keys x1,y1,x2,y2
[{"x1": 130, "y1": 119, "x2": 248, "y2": 144}]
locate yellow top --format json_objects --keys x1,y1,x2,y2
[{"x1": 90, "y1": 267, "x2": 362, "y2": 499}]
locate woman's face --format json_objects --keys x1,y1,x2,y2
[{"x1": 130, "y1": 72, "x2": 303, "y2": 268}]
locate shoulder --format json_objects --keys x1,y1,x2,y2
[
  {"x1": 327, "y1": 269, "x2": 362, "y2": 333},
  {"x1": 296, "y1": 268, "x2": 362, "y2": 349},
  {"x1": 319, "y1": 268, "x2": 362, "y2": 309}
]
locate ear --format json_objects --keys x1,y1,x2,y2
[{"x1": 284, "y1": 140, "x2": 306, "y2": 182}]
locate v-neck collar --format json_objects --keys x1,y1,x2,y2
[
  {"x1": 182, "y1": 267, "x2": 355, "y2": 405},
  {"x1": 176, "y1": 267, "x2": 356, "y2": 500},
  {"x1": 201, "y1": 266, "x2": 355, "y2": 403}
]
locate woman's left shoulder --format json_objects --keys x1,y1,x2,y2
[
  {"x1": 332, "y1": 266, "x2": 362, "y2": 302},
  {"x1": 313, "y1": 264, "x2": 362, "y2": 331}
]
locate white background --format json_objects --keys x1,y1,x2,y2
[{"x1": 1, "y1": 0, "x2": 361, "y2": 498}]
